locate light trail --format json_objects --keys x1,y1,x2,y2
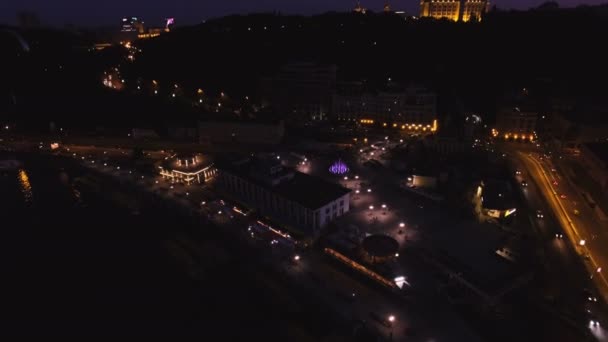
[{"x1": 522, "y1": 153, "x2": 608, "y2": 300}]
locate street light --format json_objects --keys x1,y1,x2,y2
[
  {"x1": 369, "y1": 205, "x2": 374, "y2": 210},
  {"x1": 580, "y1": 239, "x2": 586, "y2": 246},
  {"x1": 355, "y1": 175, "x2": 359, "y2": 179},
  {"x1": 294, "y1": 255, "x2": 300, "y2": 261},
  {"x1": 355, "y1": 190, "x2": 360, "y2": 194},
  {"x1": 367, "y1": 188, "x2": 372, "y2": 193},
  {"x1": 388, "y1": 315, "x2": 395, "y2": 323},
  {"x1": 382, "y1": 204, "x2": 387, "y2": 209},
  {"x1": 399, "y1": 222, "x2": 405, "y2": 228}
]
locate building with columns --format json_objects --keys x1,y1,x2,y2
[
  {"x1": 159, "y1": 154, "x2": 216, "y2": 184},
  {"x1": 420, "y1": 0, "x2": 489, "y2": 22}
]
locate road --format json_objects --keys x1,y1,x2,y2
[
  {"x1": 519, "y1": 152, "x2": 608, "y2": 298},
  {"x1": 513, "y1": 150, "x2": 608, "y2": 339}
]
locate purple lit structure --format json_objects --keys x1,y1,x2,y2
[{"x1": 329, "y1": 160, "x2": 349, "y2": 175}]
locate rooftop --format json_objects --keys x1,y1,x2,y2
[
  {"x1": 362, "y1": 234, "x2": 399, "y2": 258},
  {"x1": 428, "y1": 222, "x2": 524, "y2": 298},
  {"x1": 162, "y1": 154, "x2": 213, "y2": 173},
  {"x1": 218, "y1": 156, "x2": 351, "y2": 210}
]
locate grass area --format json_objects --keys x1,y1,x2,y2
[{"x1": 565, "y1": 161, "x2": 608, "y2": 215}]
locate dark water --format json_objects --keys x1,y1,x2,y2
[{"x1": 0, "y1": 153, "x2": 333, "y2": 338}]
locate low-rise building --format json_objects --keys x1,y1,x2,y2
[
  {"x1": 159, "y1": 154, "x2": 216, "y2": 184},
  {"x1": 216, "y1": 155, "x2": 351, "y2": 237},
  {"x1": 333, "y1": 83, "x2": 437, "y2": 132},
  {"x1": 475, "y1": 180, "x2": 517, "y2": 219},
  {"x1": 496, "y1": 107, "x2": 537, "y2": 142}
]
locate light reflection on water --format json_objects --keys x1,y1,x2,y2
[{"x1": 18, "y1": 169, "x2": 32, "y2": 204}]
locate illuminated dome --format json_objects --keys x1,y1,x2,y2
[{"x1": 329, "y1": 159, "x2": 349, "y2": 175}]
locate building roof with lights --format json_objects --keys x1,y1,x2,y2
[
  {"x1": 217, "y1": 156, "x2": 351, "y2": 210},
  {"x1": 159, "y1": 153, "x2": 215, "y2": 184}
]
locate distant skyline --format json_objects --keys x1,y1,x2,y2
[{"x1": 1, "y1": 0, "x2": 607, "y2": 27}]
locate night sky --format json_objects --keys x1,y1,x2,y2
[{"x1": 1, "y1": 0, "x2": 605, "y2": 27}]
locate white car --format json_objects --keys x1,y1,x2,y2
[{"x1": 536, "y1": 210, "x2": 544, "y2": 219}]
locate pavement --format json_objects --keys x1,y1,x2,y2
[{"x1": 49, "y1": 142, "x2": 483, "y2": 341}]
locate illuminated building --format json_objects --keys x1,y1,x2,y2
[
  {"x1": 121, "y1": 17, "x2": 145, "y2": 33},
  {"x1": 333, "y1": 84, "x2": 437, "y2": 130},
  {"x1": 353, "y1": 1, "x2": 367, "y2": 14},
  {"x1": 138, "y1": 28, "x2": 163, "y2": 39},
  {"x1": 419, "y1": 0, "x2": 489, "y2": 22},
  {"x1": 159, "y1": 154, "x2": 216, "y2": 184},
  {"x1": 496, "y1": 107, "x2": 537, "y2": 142},
  {"x1": 217, "y1": 155, "x2": 351, "y2": 237},
  {"x1": 383, "y1": 2, "x2": 392, "y2": 13}
]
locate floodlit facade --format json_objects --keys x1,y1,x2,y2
[
  {"x1": 333, "y1": 85, "x2": 437, "y2": 132},
  {"x1": 496, "y1": 107, "x2": 537, "y2": 142},
  {"x1": 420, "y1": 0, "x2": 489, "y2": 22}
]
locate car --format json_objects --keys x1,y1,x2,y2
[
  {"x1": 588, "y1": 309, "x2": 601, "y2": 328},
  {"x1": 515, "y1": 170, "x2": 522, "y2": 175},
  {"x1": 583, "y1": 289, "x2": 598, "y2": 303},
  {"x1": 536, "y1": 210, "x2": 544, "y2": 219},
  {"x1": 521, "y1": 180, "x2": 528, "y2": 187}
]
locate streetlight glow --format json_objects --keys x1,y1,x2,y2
[
  {"x1": 388, "y1": 315, "x2": 395, "y2": 323},
  {"x1": 580, "y1": 239, "x2": 586, "y2": 246},
  {"x1": 399, "y1": 222, "x2": 405, "y2": 228}
]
